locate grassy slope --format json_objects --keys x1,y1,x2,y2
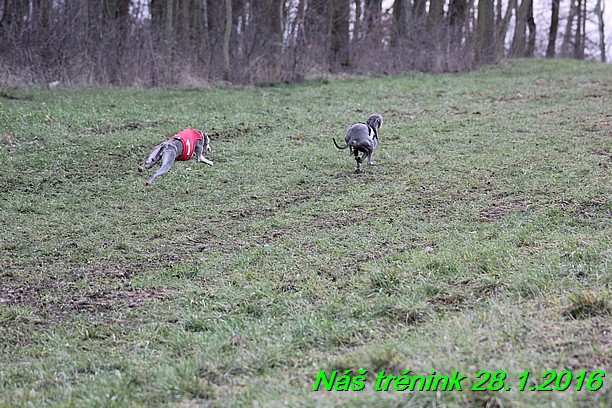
[{"x1": 0, "y1": 59, "x2": 610, "y2": 407}]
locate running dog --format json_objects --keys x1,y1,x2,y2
[
  {"x1": 138, "y1": 128, "x2": 213, "y2": 186},
  {"x1": 333, "y1": 114, "x2": 383, "y2": 172}
]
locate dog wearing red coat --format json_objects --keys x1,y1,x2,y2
[{"x1": 138, "y1": 128, "x2": 213, "y2": 186}]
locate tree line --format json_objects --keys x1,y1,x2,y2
[{"x1": 0, "y1": 0, "x2": 607, "y2": 86}]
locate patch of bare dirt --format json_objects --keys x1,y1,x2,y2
[
  {"x1": 1, "y1": 282, "x2": 175, "y2": 322},
  {"x1": 66, "y1": 119, "x2": 174, "y2": 136},
  {"x1": 374, "y1": 305, "x2": 428, "y2": 325},
  {"x1": 66, "y1": 287, "x2": 173, "y2": 313},
  {"x1": 210, "y1": 124, "x2": 272, "y2": 141},
  {"x1": 427, "y1": 292, "x2": 469, "y2": 310},
  {"x1": 554, "y1": 199, "x2": 610, "y2": 218},
  {"x1": 0, "y1": 286, "x2": 37, "y2": 305},
  {"x1": 428, "y1": 277, "x2": 505, "y2": 311},
  {"x1": 1, "y1": 261, "x2": 177, "y2": 321},
  {"x1": 479, "y1": 203, "x2": 523, "y2": 221}
]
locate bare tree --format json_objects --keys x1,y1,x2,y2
[
  {"x1": 428, "y1": 0, "x2": 445, "y2": 33},
  {"x1": 302, "y1": 0, "x2": 330, "y2": 70},
  {"x1": 449, "y1": 0, "x2": 468, "y2": 47},
  {"x1": 222, "y1": 0, "x2": 231, "y2": 81},
  {"x1": 164, "y1": 0, "x2": 174, "y2": 51},
  {"x1": 546, "y1": 0, "x2": 561, "y2": 58},
  {"x1": 0, "y1": 0, "x2": 608, "y2": 87},
  {"x1": 364, "y1": 0, "x2": 383, "y2": 34},
  {"x1": 391, "y1": 0, "x2": 407, "y2": 48},
  {"x1": 510, "y1": 0, "x2": 532, "y2": 57},
  {"x1": 247, "y1": 0, "x2": 284, "y2": 81},
  {"x1": 193, "y1": 0, "x2": 210, "y2": 63},
  {"x1": 594, "y1": 0, "x2": 606, "y2": 62},
  {"x1": 331, "y1": 0, "x2": 351, "y2": 69},
  {"x1": 477, "y1": 0, "x2": 495, "y2": 63},
  {"x1": 526, "y1": 0, "x2": 536, "y2": 57},
  {"x1": 560, "y1": 0, "x2": 578, "y2": 57},
  {"x1": 494, "y1": 0, "x2": 516, "y2": 59},
  {"x1": 573, "y1": 0, "x2": 587, "y2": 59}
]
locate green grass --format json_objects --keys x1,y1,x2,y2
[{"x1": 0, "y1": 59, "x2": 610, "y2": 407}]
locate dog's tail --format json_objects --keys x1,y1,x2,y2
[{"x1": 333, "y1": 138, "x2": 350, "y2": 150}]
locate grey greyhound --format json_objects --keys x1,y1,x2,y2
[
  {"x1": 138, "y1": 128, "x2": 213, "y2": 186},
  {"x1": 333, "y1": 114, "x2": 383, "y2": 172}
]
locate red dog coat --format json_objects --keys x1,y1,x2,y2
[{"x1": 171, "y1": 129, "x2": 203, "y2": 161}]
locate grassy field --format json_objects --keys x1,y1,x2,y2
[{"x1": 0, "y1": 59, "x2": 610, "y2": 407}]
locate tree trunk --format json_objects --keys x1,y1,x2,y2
[
  {"x1": 0, "y1": 0, "x2": 10, "y2": 27},
  {"x1": 510, "y1": 0, "x2": 531, "y2": 57},
  {"x1": 289, "y1": 0, "x2": 305, "y2": 46},
  {"x1": 250, "y1": 0, "x2": 284, "y2": 80},
  {"x1": 546, "y1": 0, "x2": 560, "y2": 58},
  {"x1": 116, "y1": 0, "x2": 131, "y2": 84},
  {"x1": 560, "y1": 0, "x2": 577, "y2": 57},
  {"x1": 40, "y1": 0, "x2": 51, "y2": 31},
  {"x1": 595, "y1": 0, "x2": 606, "y2": 62},
  {"x1": 178, "y1": 0, "x2": 190, "y2": 53},
  {"x1": 476, "y1": 0, "x2": 495, "y2": 63},
  {"x1": 164, "y1": 0, "x2": 174, "y2": 50},
  {"x1": 222, "y1": 0, "x2": 231, "y2": 81},
  {"x1": 192, "y1": 0, "x2": 209, "y2": 60},
  {"x1": 496, "y1": 0, "x2": 502, "y2": 22},
  {"x1": 1, "y1": 0, "x2": 31, "y2": 28},
  {"x1": 579, "y1": 0, "x2": 586, "y2": 59},
  {"x1": 391, "y1": 0, "x2": 407, "y2": 48},
  {"x1": 412, "y1": 0, "x2": 426, "y2": 20},
  {"x1": 449, "y1": 0, "x2": 467, "y2": 46},
  {"x1": 494, "y1": 0, "x2": 516, "y2": 59},
  {"x1": 354, "y1": 0, "x2": 363, "y2": 41},
  {"x1": 526, "y1": 0, "x2": 536, "y2": 57},
  {"x1": 364, "y1": 0, "x2": 382, "y2": 33},
  {"x1": 428, "y1": 0, "x2": 445, "y2": 32},
  {"x1": 331, "y1": 0, "x2": 350, "y2": 69},
  {"x1": 303, "y1": 0, "x2": 330, "y2": 68},
  {"x1": 150, "y1": 0, "x2": 163, "y2": 31},
  {"x1": 276, "y1": 0, "x2": 285, "y2": 76},
  {"x1": 573, "y1": 0, "x2": 584, "y2": 59}
]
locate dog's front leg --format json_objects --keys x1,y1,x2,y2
[
  {"x1": 198, "y1": 156, "x2": 214, "y2": 165},
  {"x1": 194, "y1": 140, "x2": 214, "y2": 166},
  {"x1": 360, "y1": 151, "x2": 372, "y2": 166},
  {"x1": 146, "y1": 152, "x2": 175, "y2": 185}
]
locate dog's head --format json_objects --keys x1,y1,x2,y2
[
  {"x1": 366, "y1": 114, "x2": 383, "y2": 131},
  {"x1": 366, "y1": 114, "x2": 383, "y2": 139}
]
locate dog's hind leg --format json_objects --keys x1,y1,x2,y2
[
  {"x1": 354, "y1": 151, "x2": 362, "y2": 172},
  {"x1": 139, "y1": 143, "x2": 165, "y2": 172},
  {"x1": 145, "y1": 151, "x2": 175, "y2": 186}
]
